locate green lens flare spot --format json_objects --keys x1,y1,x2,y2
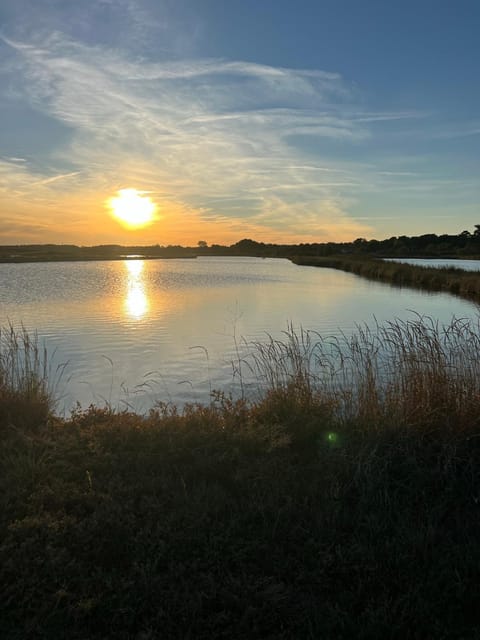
[{"x1": 327, "y1": 432, "x2": 338, "y2": 444}]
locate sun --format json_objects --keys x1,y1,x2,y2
[{"x1": 108, "y1": 188, "x2": 157, "y2": 229}]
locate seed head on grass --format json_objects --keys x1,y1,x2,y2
[{"x1": 0, "y1": 324, "x2": 55, "y2": 431}]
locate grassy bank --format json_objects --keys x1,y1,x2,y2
[
  {"x1": 1, "y1": 320, "x2": 480, "y2": 638},
  {"x1": 291, "y1": 255, "x2": 480, "y2": 304}
]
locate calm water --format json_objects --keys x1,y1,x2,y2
[
  {"x1": 385, "y1": 258, "x2": 480, "y2": 271},
  {"x1": 1, "y1": 256, "x2": 478, "y2": 412}
]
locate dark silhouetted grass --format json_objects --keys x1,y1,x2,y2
[{"x1": 1, "y1": 320, "x2": 480, "y2": 639}]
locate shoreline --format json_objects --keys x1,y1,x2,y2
[{"x1": 290, "y1": 254, "x2": 480, "y2": 305}]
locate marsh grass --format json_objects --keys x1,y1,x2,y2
[
  {"x1": 249, "y1": 315, "x2": 480, "y2": 433},
  {"x1": 291, "y1": 254, "x2": 480, "y2": 302},
  {"x1": 0, "y1": 324, "x2": 58, "y2": 430},
  {"x1": 1, "y1": 318, "x2": 480, "y2": 638}
]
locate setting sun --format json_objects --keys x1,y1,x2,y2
[{"x1": 108, "y1": 188, "x2": 157, "y2": 229}]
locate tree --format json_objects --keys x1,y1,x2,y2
[{"x1": 197, "y1": 240, "x2": 208, "y2": 248}]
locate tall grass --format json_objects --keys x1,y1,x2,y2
[
  {"x1": 3, "y1": 315, "x2": 480, "y2": 434},
  {"x1": 248, "y1": 315, "x2": 480, "y2": 433},
  {"x1": 0, "y1": 324, "x2": 55, "y2": 429}
]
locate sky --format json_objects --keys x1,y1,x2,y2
[{"x1": 0, "y1": 0, "x2": 479, "y2": 246}]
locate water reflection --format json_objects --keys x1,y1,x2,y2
[
  {"x1": 125, "y1": 260, "x2": 149, "y2": 319},
  {"x1": 2, "y1": 257, "x2": 479, "y2": 412}
]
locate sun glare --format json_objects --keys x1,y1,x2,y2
[
  {"x1": 125, "y1": 259, "x2": 149, "y2": 319},
  {"x1": 108, "y1": 188, "x2": 156, "y2": 229}
]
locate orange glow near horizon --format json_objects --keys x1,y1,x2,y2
[
  {"x1": 108, "y1": 188, "x2": 157, "y2": 229},
  {"x1": 2, "y1": 186, "x2": 374, "y2": 247}
]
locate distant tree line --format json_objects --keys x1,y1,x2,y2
[
  {"x1": 2, "y1": 227, "x2": 480, "y2": 262},
  {"x1": 201, "y1": 226, "x2": 480, "y2": 258}
]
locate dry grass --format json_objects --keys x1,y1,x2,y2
[
  {"x1": 0, "y1": 324, "x2": 56, "y2": 430},
  {"x1": 248, "y1": 315, "x2": 480, "y2": 434}
]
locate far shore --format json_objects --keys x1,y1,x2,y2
[
  {"x1": 0, "y1": 253, "x2": 198, "y2": 264},
  {"x1": 290, "y1": 254, "x2": 480, "y2": 305},
  {"x1": 2, "y1": 229, "x2": 480, "y2": 263}
]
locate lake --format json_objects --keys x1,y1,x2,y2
[{"x1": 1, "y1": 256, "x2": 478, "y2": 413}]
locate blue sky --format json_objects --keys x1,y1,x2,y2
[{"x1": 0, "y1": 0, "x2": 479, "y2": 245}]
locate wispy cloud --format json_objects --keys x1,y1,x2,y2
[
  {"x1": 0, "y1": 32, "x2": 376, "y2": 241},
  {"x1": 353, "y1": 111, "x2": 427, "y2": 123},
  {"x1": 32, "y1": 171, "x2": 81, "y2": 186},
  {"x1": 3, "y1": 25, "x2": 463, "y2": 243}
]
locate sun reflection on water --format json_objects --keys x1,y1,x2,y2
[{"x1": 125, "y1": 260, "x2": 149, "y2": 319}]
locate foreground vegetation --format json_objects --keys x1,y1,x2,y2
[
  {"x1": 1, "y1": 320, "x2": 480, "y2": 638},
  {"x1": 292, "y1": 254, "x2": 480, "y2": 304}
]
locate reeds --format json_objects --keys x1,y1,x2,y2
[
  {"x1": 3, "y1": 315, "x2": 480, "y2": 435},
  {"x1": 291, "y1": 255, "x2": 480, "y2": 302},
  {"x1": 248, "y1": 315, "x2": 480, "y2": 433},
  {"x1": 0, "y1": 324, "x2": 55, "y2": 429}
]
